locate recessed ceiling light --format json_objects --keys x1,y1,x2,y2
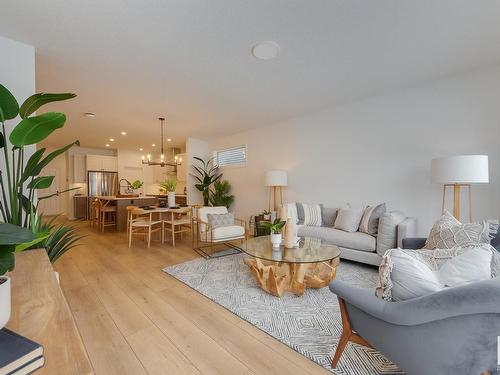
[
  {"x1": 152, "y1": 143, "x2": 156, "y2": 147},
  {"x1": 139, "y1": 148, "x2": 143, "y2": 151},
  {"x1": 252, "y1": 41, "x2": 280, "y2": 60},
  {"x1": 109, "y1": 138, "x2": 115, "y2": 142},
  {"x1": 105, "y1": 143, "x2": 110, "y2": 147},
  {"x1": 121, "y1": 131, "x2": 127, "y2": 136},
  {"x1": 84, "y1": 112, "x2": 96, "y2": 118},
  {"x1": 167, "y1": 138, "x2": 171, "y2": 142}
]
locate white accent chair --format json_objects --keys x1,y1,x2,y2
[{"x1": 194, "y1": 206, "x2": 246, "y2": 258}]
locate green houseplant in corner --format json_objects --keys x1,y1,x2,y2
[
  {"x1": 0, "y1": 83, "x2": 79, "y2": 326},
  {"x1": 191, "y1": 156, "x2": 222, "y2": 206},
  {"x1": 209, "y1": 180, "x2": 234, "y2": 209}
]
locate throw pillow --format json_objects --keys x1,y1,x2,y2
[
  {"x1": 301, "y1": 203, "x2": 322, "y2": 226},
  {"x1": 375, "y1": 244, "x2": 499, "y2": 301},
  {"x1": 359, "y1": 203, "x2": 386, "y2": 236},
  {"x1": 376, "y1": 211, "x2": 408, "y2": 255},
  {"x1": 206, "y1": 213, "x2": 234, "y2": 228},
  {"x1": 333, "y1": 204, "x2": 365, "y2": 232},
  {"x1": 424, "y1": 210, "x2": 499, "y2": 250},
  {"x1": 321, "y1": 206, "x2": 338, "y2": 227}
]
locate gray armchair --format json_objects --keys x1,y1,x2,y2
[
  {"x1": 330, "y1": 278, "x2": 500, "y2": 374},
  {"x1": 330, "y1": 231, "x2": 500, "y2": 375}
]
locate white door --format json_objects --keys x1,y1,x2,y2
[{"x1": 37, "y1": 168, "x2": 60, "y2": 216}]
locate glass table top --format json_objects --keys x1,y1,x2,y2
[{"x1": 239, "y1": 236, "x2": 341, "y2": 264}]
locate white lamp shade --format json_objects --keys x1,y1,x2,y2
[
  {"x1": 431, "y1": 155, "x2": 489, "y2": 184},
  {"x1": 265, "y1": 170, "x2": 287, "y2": 186}
]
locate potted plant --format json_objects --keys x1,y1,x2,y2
[
  {"x1": 209, "y1": 180, "x2": 234, "y2": 209},
  {"x1": 0, "y1": 224, "x2": 36, "y2": 329},
  {"x1": 160, "y1": 178, "x2": 177, "y2": 207},
  {"x1": 130, "y1": 180, "x2": 143, "y2": 194},
  {"x1": 191, "y1": 156, "x2": 222, "y2": 206},
  {"x1": 0, "y1": 83, "x2": 80, "y2": 305},
  {"x1": 261, "y1": 218, "x2": 286, "y2": 248}
]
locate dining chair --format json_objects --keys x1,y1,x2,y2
[
  {"x1": 162, "y1": 207, "x2": 192, "y2": 247},
  {"x1": 128, "y1": 208, "x2": 163, "y2": 248},
  {"x1": 125, "y1": 205, "x2": 138, "y2": 237}
]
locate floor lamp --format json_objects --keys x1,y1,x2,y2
[
  {"x1": 431, "y1": 155, "x2": 489, "y2": 222},
  {"x1": 265, "y1": 170, "x2": 287, "y2": 212}
]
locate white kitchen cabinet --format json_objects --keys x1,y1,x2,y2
[
  {"x1": 86, "y1": 155, "x2": 118, "y2": 172},
  {"x1": 73, "y1": 154, "x2": 86, "y2": 182},
  {"x1": 101, "y1": 156, "x2": 118, "y2": 172},
  {"x1": 176, "y1": 153, "x2": 187, "y2": 182}
]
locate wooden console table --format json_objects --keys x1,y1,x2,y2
[{"x1": 6, "y1": 249, "x2": 93, "y2": 374}]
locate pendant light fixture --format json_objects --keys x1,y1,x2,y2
[{"x1": 141, "y1": 117, "x2": 180, "y2": 167}]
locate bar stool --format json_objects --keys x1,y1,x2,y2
[
  {"x1": 89, "y1": 198, "x2": 100, "y2": 229},
  {"x1": 100, "y1": 203, "x2": 117, "y2": 232}
]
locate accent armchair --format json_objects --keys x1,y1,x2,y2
[
  {"x1": 194, "y1": 206, "x2": 246, "y2": 258},
  {"x1": 329, "y1": 235, "x2": 500, "y2": 374}
]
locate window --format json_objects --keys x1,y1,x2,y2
[{"x1": 215, "y1": 145, "x2": 247, "y2": 167}]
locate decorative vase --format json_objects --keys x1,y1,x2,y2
[
  {"x1": 0, "y1": 276, "x2": 11, "y2": 329},
  {"x1": 168, "y1": 191, "x2": 176, "y2": 207},
  {"x1": 284, "y1": 219, "x2": 298, "y2": 248},
  {"x1": 270, "y1": 233, "x2": 282, "y2": 248}
]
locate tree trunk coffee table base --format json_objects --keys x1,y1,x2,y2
[{"x1": 243, "y1": 257, "x2": 340, "y2": 297}]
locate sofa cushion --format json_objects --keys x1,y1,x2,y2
[
  {"x1": 376, "y1": 245, "x2": 498, "y2": 301},
  {"x1": 376, "y1": 211, "x2": 406, "y2": 255},
  {"x1": 321, "y1": 207, "x2": 338, "y2": 227},
  {"x1": 211, "y1": 225, "x2": 245, "y2": 241},
  {"x1": 298, "y1": 225, "x2": 376, "y2": 252},
  {"x1": 295, "y1": 203, "x2": 322, "y2": 226},
  {"x1": 334, "y1": 204, "x2": 365, "y2": 232},
  {"x1": 359, "y1": 203, "x2": 386, "y2": 236},
  {"x1": 424, "y1": 210, "x2": 499, "y2": 250}
]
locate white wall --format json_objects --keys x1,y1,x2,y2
[
  {"x1": 0, "y1": 36, "x2": 35, "y2": 220},
  {"x1": 209, "y1": 66, "x2": 500, "y2": 235}
]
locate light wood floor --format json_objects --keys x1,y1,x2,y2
[{"x1": 55, "y1": 220, "x2": 331, "y2": 375}]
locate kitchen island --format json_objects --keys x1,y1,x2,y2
[{"x1": 95, "y1": 195, "x2": 158, "y2": 231}]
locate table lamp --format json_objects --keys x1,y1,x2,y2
[
  {"x1": 265, "y1": 170, "x2": 287, "y2": 212},
  {"x1": 431, "y1": 155, "x2": 489, "y2": 222}
]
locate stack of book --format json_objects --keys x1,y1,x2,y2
[{"x1": 0, "y1": 328, "x2": 44, "y2": 374}]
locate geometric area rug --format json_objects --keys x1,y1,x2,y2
[{"x1": 163, "y1": 253, "x2": 404, "y2": 374}]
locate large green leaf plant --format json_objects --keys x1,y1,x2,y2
[
  {"x1": 191, "y1": 157, "x2": 222, "y2": 206},
  {"x1": 0, "y1": 84, "x2": 80, "y2": 275}
]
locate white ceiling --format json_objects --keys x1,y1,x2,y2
[{"x1": 1, "y1": 0, "x2": 500, "y2": 151}]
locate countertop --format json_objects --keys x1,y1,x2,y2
[
  {"x1": 147, "y1": 194, "x2": 187, "y2": 197},
  {"x1": 94, "y1": 195, "x2": 158, "y2": 200}
]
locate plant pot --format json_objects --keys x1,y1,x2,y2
[
  {"x1": 270, "y1": 233, "x2": 282, "y2": 248},
  {"x1": 0, "y1": 276, "x2": 11, "y2": 329},
  {"x1": 168, "y1": 192, "x2": 176, "y2": 207}
]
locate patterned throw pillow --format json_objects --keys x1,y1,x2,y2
[
  {"x1": 424, "y1": 210, "x2": 499, "y2": 250},
  {"x1": 295, "y1": 203, "x2": 322, "y2": 226},
  {"x1": 206, "y1": 213, "x2": 234, "y2": 228},
  {"x1": 359, "y1": 203, "x2": 386, "y2": 236}
]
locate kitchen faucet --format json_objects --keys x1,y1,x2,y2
[{"x1": 119, "y1": 178, "x2": 133, "y2": 194}]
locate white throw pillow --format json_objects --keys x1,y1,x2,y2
[
  {"x1": 376, "y1": 244, "x2": 497, "y2": 301},
  {"x1": 425, "y1": 210, "x2": 499, "y2": 249},
  {"x1": 334, "y1": 204, "x2": 364, "y2": 232}
]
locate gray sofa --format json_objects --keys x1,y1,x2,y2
[{"x1": 294, "y1": 206, "x2": 416, "y2": 266}]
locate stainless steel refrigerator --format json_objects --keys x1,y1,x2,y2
[{"x1": 87, "y1": 171, "x2": 118, "y2": 197}]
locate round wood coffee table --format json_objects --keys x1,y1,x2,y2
[{"x1": 240, "y1": 236, "x2": 341, "y2": 297}]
